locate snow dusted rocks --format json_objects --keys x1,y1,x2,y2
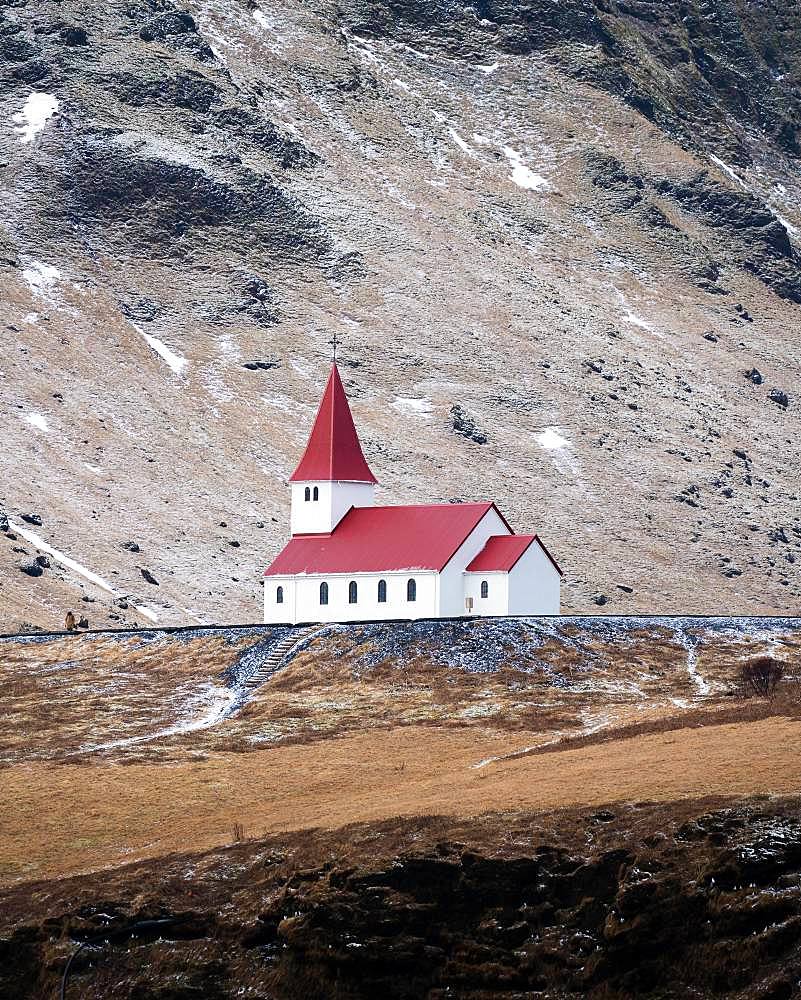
[{"x1": 450, "y1": 404, "x2": 487, "y2": 445}]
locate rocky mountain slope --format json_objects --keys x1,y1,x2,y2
[{"x1": 2, "y1": 0, "x2": 801, "y2": 629}]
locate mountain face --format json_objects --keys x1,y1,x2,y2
[{"x1": 1, "y1": 0, "x2": 800, "y2": 629}]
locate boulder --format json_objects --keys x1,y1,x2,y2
[{"x1": 450, "y1": 405, "x2": 487, "y2": 445}]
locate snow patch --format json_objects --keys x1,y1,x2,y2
[
  {"x1": 392, "y1": 396, "x2": 432, "y2": 417},
  {"x1": 776, "y1": 213, "x2": 800, "y2": 239},
  {"x1": 614, "y1": 288, "x2": 658, "y2": 335},
  {"x1": 622, "y1": 309, "x2": 652, "y2": 330},
  {"x1": 710, "y1": 154, "x2": 749, "y2": 191},
  {"x1": 448, "y1": 127, "x2": 476, "y2": 158},
  {"x1": 22, "y1": 312, "x2": 38, "y2": 325},
  {"x1": 536, "y1": 427, "x2": 579, "y2": 475},
  {"x1": 129, "y1": 321, "x2": 188, "y2": 375},
  {"x1": 503, "y1": 146, "x2": 548, "y2": 191},
  {"x1": 12, "y1": 92, "x2": 59, "y2": 143},
  {"x1": 251, "y1": 6, "x2": 285, "y2": 50},
  {"x1": 536, "y1": 427, "x2": 569, "y2": 451},
  {"x1": 8, "y1": 520, "x2": 160, "y2": 624},
  {"x1": 25, "y1": 412, "x2": 49, "y2": 432},
  {"x1": 22, "y1": 260, "x2": 60, "y2": 296},
  {"x1": 217, "y1": 332, "x2": 241, "y2": 362},
  {"x1": 710, "y1": 155, "x2": 797, "y2": 240},
  {"x1": 474, "y1": 62, "x2": 499, "y2": 75},
  {"x1": 74, "y1": 681, "x2": 236, "y2": 754},
  {"x1": 677, "y1": 629, "x2": 711, "y2": 696}
]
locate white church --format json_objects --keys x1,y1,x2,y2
[{"x1": 263, "y1": 364, "x2": 562, "y2": 624}]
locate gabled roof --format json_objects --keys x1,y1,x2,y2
[
  {"x1": 289, "y1": 364, "x2": 377, "y2": 484},
  {"x1": 264, "y1": 503, "x2": 502, "y2": 576},
  {"x1": 466, "y1": 533, "x2": 563, "y2": 577}
]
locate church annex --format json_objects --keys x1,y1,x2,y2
[{"x1": 263, "y1": 364, "x2": 562, "y2": 624}]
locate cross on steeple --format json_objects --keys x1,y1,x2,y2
[{"x1": 329, "y1": 329, "x2": 339, "y2": 364}]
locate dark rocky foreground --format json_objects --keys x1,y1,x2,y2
[{"x1": 3, "y1": 798, "x2": 801, "y2": 999}]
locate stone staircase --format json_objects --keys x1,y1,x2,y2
[{"x1": 243, "y1": 625, "x2": 322, "y2": 689}]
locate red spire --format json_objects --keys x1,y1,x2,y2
[{"x1": 289, "y1": 364, "x2": 377, "y2": 484}]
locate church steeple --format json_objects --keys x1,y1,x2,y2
[
  {"x1": 289, "y1": 364, "x2": 376, "y2": 535},
  {"x1": 290, "y1": 364, "x2": 377, "y2": 485}
]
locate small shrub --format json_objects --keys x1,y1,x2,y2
[
  {"x1": 232, "y1": 822, "x2": 244, "y2": 843},
  {"x1": 741, "y1": 657, "x2": 784, "y2": 698}
]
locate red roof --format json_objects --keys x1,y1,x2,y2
[
  {"x1": 289, "y1": 364, "x2": 377, "y2": 484},
  {"x1": 264, "y1": 503, "x2": 502, "y2": 575},
  {"x1": 466, "y1": 534, "x2": 563, "y2": 576}
]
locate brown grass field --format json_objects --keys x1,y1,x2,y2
[
  {"x1": 3, "y1": 715, "x2": 801, "y2": 885},
  {"x1": 1, "y1": 619, "x2": 800, "y2": 887}
]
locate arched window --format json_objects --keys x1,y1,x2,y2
[
  {"x1": 319, "y1": 581, "x2": 328, "y2": 605},
  {"x1": 349, "y1": 580, "x2": 358, "y2": 604},
  {"x1": 480, "y1": 580, "x2": 489, "y2": 599},
  {"x1": 377, "y1": 579, "x2": 387, "y2": 603},
  {"x1": 304, "y1": 486, "x2": 311, "y2": 501},
  {"x1": 276, "y1": 585, "x2": 284, "y2": 604},
  {"x1": 313, "y1": 486, "x2": 319, "y2": 501},
  {"x1": 407, "y1": 578, "x2": 416, "y2": 603}
]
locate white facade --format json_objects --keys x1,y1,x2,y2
[
  {"x1": 437, "y1": 507, "x2": 510, "y2": 617},
  {"x1": 506, "y1": 540, "x2": 561, "y2": 616},
  {"x1": 290, "y1": 480, "x2": 375, "y2": 535},
  {"x1": 264, "y1": 505, "x2": 561, "y2": 624},
  {"x1": 464, "y1": 572, "x2": 509, "y2": 617},
  {"x1": 265, "y1": 571, "x2": 438, "y2": 624},
  {"x1": 464, "y1": 541, "x2": 561, "y2": 618}
]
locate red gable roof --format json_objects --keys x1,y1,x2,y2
[
  {"x1": 289, "y1": 364, "x2": 377, "y2": 484},
  {"x1": 466, "y1": 534, "x2": 563, "y2": 577},
  {"x1": 264, "y1": 503, "x2": 501, "y2": 576}
]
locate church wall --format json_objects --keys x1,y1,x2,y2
[
  {"x1": 463, "y1": 572, "x2": 509, "y2": 616},
  {"x1": 437, "y1": 508, "x2": 511, "y2": 617},
  {"x1": 289, "y1": 481, "x2": 375, "y2": 535},
  {"x1": 507, "y1": 543, "x2": 561, "y2": 616},
  {"x1": 265, "y1": 571, "x2": 437, "y2": 624}
]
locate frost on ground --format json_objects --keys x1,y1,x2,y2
[
  {"x1": 448, "y1": 127, "x2": 477, "y2": 158},
  {"x1": 128, "y1": 320, "x2": 188, "y2": 375},
  {"x1": 535, "y1": 427, "x2": 579, "y2": 474},
  {"x1": 21, "y1": 260, "x2": 60, "y2": 296},
  {"x1": 503, "y1": 146, "x2": 548, "y2": 191},
  {"x1": 24, "y1": 413, "x2": 49, "y2": 432},
  {"x1": 8, "y1": 520, "x2": 160, "y2": 623},
  {"x1": 12, "y1": 92, "x2": 58, "y2": 143},
  {"x1": 392, "y1": 395, "x2": 433, "y2": 417}
]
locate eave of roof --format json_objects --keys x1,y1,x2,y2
[
  {"x1": 264, "y1": 502, "x2": 499, "y2": 576},
  {"x1": 465, "y1": 533, "x2": 564, "y2": 577}
]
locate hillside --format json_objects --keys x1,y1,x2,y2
[
  {"x1": 1, "y1": 616, "x2": 801, "y2": 997},
  {"x1": 2, "y1": 0, "x2": 801, "y2": 630},
  {"x1": 3, "y1": 615, "x2": 800, "y2": 880}
]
